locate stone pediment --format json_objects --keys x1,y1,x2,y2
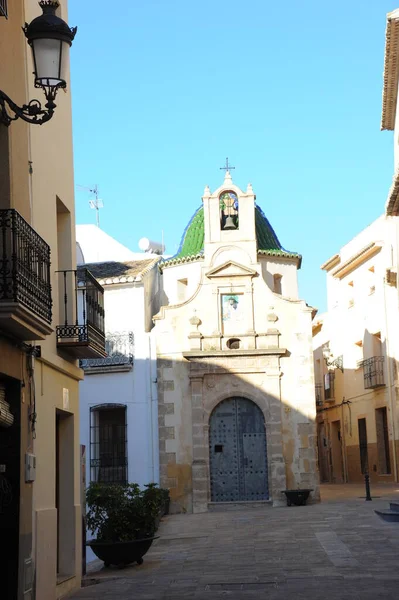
[{"x1": 205, "y1": 260, "x2": 258, "y2": 279}]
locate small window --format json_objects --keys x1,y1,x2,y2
[
  {"x1": 324, "y1": 372, "x2": 335, "y2": 400},
  {"x1": 177, "y1": 278, "x2": 188, "y2": 302},
  {"x1": 227, "y1": 338, "x2": 241, "y2": 350},
  {"x1": 0, "y1": 1, "x2": 8, "y2": 18},
  {"x1": 273, "y1": 274, "x2": 282, "y2": 295},
  {"x1": 90, "y1": 405, "x2": 127, "y2": 484}
]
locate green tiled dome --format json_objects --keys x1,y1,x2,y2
[{"x1": 163, "y1": 204, "x2": 301, "y2": 267}]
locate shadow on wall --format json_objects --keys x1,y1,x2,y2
[
  {"x1": 314, "y1": 327, "x2": 398, "y2": 487},
  {"x1": 156, "y1": 354, "x2": 320, "y2": 514}
]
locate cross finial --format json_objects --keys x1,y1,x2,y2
[{"x1": 220, "y1": 157, "x2": 235, "y2": 173}]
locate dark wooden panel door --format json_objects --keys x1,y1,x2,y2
[{"x1": 209, "y1": 398, "x2": 268, "y2": 502}]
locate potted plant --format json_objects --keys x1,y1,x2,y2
[
  {"x1": 142, "y1": 483, "x2": 170, "y2": 529},
  {"x1": 86, "y1": 482, "x2": 159, "y2": 567}
]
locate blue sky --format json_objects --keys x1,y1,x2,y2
[{"x1": 69, "y1": 0, "x2": 396, "y2": 313}]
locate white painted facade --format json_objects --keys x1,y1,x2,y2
[
  {"x1": 76, "y1": 224, "x2": 159, "y2": 264},
  {"x1": 75, "y1": 228, "x2": 161, "y2": 562},
  {"x1": 79, "y1": 282, "x2": 160, "y2": 488}
]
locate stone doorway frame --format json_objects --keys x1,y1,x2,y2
[
  {"x1": 208, "y1": 395, "x2": 269, "y2": 503},
  {"x1": 184, "y1": 350, "x2": 287, "y2": 513}
]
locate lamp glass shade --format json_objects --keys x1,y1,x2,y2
[{"x1": 32, "y1": 37, "x2": 66, "y2": 88}]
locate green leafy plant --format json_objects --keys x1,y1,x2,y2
[
  {"x1": 143, "y1": 483, "x2": 170, "y2": 516},
  {"x1": 86, "y1": 482, "x2": 160, "y2": 542}
]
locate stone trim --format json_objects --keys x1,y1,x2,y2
[
  {"x1": 381, "y1": 9, "x2": 399, "y2": 131},
  {"x1": 188, "y1": 355, "x2": 287, "y2": 513},
  {"x1": 331, "y1": 242, "x2": 382, "y2": 279},
  {"x1": 157, "y1": 358, "x2": 177, "y2": 504},
  {"x1": 386, "y1": 170, "x2": 399, "y2": 216},
  {"x1": 183, "y1": 348, "x2": 287, "y2": 359}
]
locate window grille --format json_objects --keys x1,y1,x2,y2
[
  {"x1": 359, "y1": 356, "x2": 385, "y2": 389},
  {"x1": 315, "y1": 383, "x2": 323, "y2": 406},
  {"x1": 0, "y1": 1, "x2": 8, "y2": 18},
  {"x1": 90, "y1": 405, "x2": 127, "y2": 484}
]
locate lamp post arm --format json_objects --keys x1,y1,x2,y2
[{"x1": 0, "y1": 89, "x2": 56, "y2": 127}]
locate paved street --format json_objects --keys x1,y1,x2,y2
[{"x1": 70, "y1": 484, "x2": 399, "y2": 599}]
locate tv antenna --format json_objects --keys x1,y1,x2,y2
[{"x1": 77, "y1": 184, "x2": 103, "y2": 227}]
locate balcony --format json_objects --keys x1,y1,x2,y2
[
  {"x1": 80, "y1": 331, "x2": 134, "y2": 373},
  {"x1": 56, "y1": 268, "x2": 106, "y2": 359},
  {"x1": 360, "y1": 356, "x2": 385, "y2": 389},
  {"x1": 0, "y1": 209, "x2": 52, "y2": 340}
]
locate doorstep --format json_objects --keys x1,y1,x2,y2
[{"x1": 208, "y1": 500, "x2": 272, "y2": 511}]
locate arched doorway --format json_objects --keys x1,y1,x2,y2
[{"x1": 209, "y1": 397, "x2": 268, "y2": 502}]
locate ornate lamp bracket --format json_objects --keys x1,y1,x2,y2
[{"x1": 0, "y1": 89, "x2": 57, "y2": 126}]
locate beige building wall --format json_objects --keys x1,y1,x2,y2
[
  {"x1": 154, "y1": 174, "x2": 319, "y2": 513},
  {"x1": 313, "y1": 215, "x2": 399, "y2": 485},
  {"x1": 0, "y1": 2, "x2": 82, "y2": 599}
]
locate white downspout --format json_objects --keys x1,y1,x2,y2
[
  {"x1": 383, "y1": 247, "x2": 398, "y2": 482},
  {"x1": 149, "y1": 333, "x2": 159, "y2": 484}
]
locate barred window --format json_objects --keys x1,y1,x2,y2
[
  {"x1": 90, "y1": 404, "x2": 127, "y2": 484},
  {"x1": 0, "y1": 1, "x2": 8, "y2": 18}
]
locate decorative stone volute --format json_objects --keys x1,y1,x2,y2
[
  {"x1": 267, "y1": 312, "x2": 279, "y2": 323},
  {"x1": 189, "y1": 313, "x2": 201, "y2": 331},
  {"x1": 188, "y1": 312, "x2": 203, "y2": 350}
]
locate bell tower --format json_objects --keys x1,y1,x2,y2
[{"x1": 202, "y1": 170, "x2": 258, "y2": 264}]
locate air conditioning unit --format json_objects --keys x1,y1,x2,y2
[{"x1": 386, "y1": 268, "x2": 397, "y2": 286}]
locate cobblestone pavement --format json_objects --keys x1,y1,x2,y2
[{"x1": 70, "y1": 484, "x2": 399, "y2": 599}]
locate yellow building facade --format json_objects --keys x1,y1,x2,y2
[
  {"x1": 313, "y1": 216, "x2": 399, "y2": 485},
  {"x1": 0, "y1": 2, "x2": 105, "y2": 599}
]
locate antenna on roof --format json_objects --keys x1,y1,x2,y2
[{"x1": 77, "y1": 184, "x2": 104, "y2": 227}]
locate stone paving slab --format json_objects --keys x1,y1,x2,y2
[{"x1": 68, "y1": 484, "x2": 399, "y2": 599}]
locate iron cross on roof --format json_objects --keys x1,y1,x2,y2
[{"x1": 220, "y1": 157, "x2": 235, "y2": 173}]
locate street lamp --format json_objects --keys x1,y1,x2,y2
[{"x1": 0, "y1": 1, "x2": 77, "y2": 126}]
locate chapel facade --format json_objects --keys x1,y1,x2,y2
[{"x1": 154, "y1": 171, "x2": 319, "y2": 513}]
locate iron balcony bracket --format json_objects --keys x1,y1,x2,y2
[{"x1": 0, "y1": 87, "x2": 58, "y2": 127}]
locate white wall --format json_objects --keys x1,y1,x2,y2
[{"x1": 80, "y1": 282, "x2": 159, "y2": 563}]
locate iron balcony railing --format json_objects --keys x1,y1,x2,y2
[
  {"x1": 359, "y1": 356, "x2": 385, "y2": 389},
  {"x1": 0, "y1": 209, "x2": 52, "y2": 323},
  {"x1": 315, "y1": 383, "x2": 323, "y2": 407},
  {"x1": 56, "y1": 268, "x2": 105, "y2": 356},
  {"x1": 80, "y1": 331, "x2": 134, "y2": 370}
]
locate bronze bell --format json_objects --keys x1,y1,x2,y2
[{"x1": 223, "y1": 215, "x2": 237, "y2": 230}]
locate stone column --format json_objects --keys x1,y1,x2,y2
[
  {"x1": 264, "y1": 357, "x2": 287, "y2": 506},
  {"x1": 190, "y1": 375, "x2": 209, "y2": 513}
]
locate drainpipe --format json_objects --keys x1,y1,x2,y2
[
  {"x1": 383, "y1": 270, "x2": 398, "y2": 482},
  {"x1": 341, "y1": 400, "x2": 349, "y2": 482},
  {"x1": 149, "y1": 333, "x2": 159, "y2": 484}
]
